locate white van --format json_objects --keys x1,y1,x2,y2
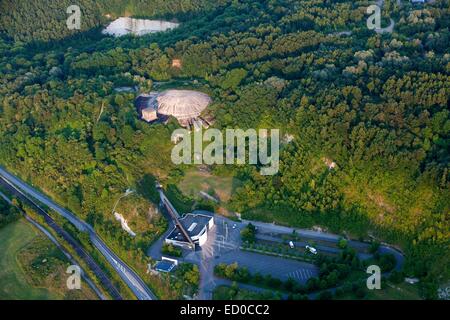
[
  {"x1": 305, "y1": 245, "x2": 318, "y2": 255},
  {"x1": 289, "y1": 241, "x2": 295, "y2": 249}
]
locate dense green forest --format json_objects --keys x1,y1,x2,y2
[
  {"x1": 0, "y1": 0, "x2": 225, "y2": 42},
  {"x1": 0, "y1": 0, "x2": 448, "y2": 299}
]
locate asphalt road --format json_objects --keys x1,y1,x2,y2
[
  {"x1": 0, "y1": 166, "x2": 156, "y2": 300},
  {"x1": 241, "y1": 219, "x2": 404, "y2": 270}
]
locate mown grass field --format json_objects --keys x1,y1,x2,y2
[{"x1": 0, "y1": 219, "x2": 59, "y2": 300}]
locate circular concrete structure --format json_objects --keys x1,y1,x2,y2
[{"x1": 156, "y1": 90, "x2": 212, "y2": 121}]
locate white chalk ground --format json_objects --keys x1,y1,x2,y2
[
  {"x1": 103, "y1": 17, "x2": 179, "y2": 37},
  {"x1": 114, "y1": 212, "x2": 137, "y2": 237}
]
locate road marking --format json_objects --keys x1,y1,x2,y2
[{"x1": 212, "y1": 240, "x2": 237, "y2": 251}]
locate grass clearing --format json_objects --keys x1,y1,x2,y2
[
  {"x1": 0, "y1": 219, "x2": 59, "y2": 299},
  {"x1": 336, "y1": 281, "x2": 422, "y2": 300},
  {"x1": 178, "y1": 169, "x2": 242, "y2": 203},
  {"x1": 0, "y1": 219, "x2": 96, "y2": 300},
  {"x1": 213, "y1": 285, "x2": 280, "y2": 300},
  {"x1": 366, "y1": 282, "x2": 421, "y2": 300}
]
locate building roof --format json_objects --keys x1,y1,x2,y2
[
  {"x1": 156, "y1": 90, "x2": 212, "y2": 120},
  {"x1": 172, "y1": 59, "x2": 182, "y2": 68},
  {"x1": 166, "y1": 213, "x2": 212, "y2": 242},
  {"x1": 154, "y1": 260, "x2": 176, "y2": 273},
  {"x1": 135, "y1": 93, "x2": 158, "y2": 114}
]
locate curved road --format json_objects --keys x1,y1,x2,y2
[{"x1": 0, "y1": 166, "x2": 156, "y2": 300}]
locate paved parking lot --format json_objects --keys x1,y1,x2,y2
[
  {"x1": 195, "y1": 214, "x2": 318, "y2": 284},
  {"x1": 216, "y1": 250, "x2": 318, "y2": 283}
]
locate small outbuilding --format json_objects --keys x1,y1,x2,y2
[
  {"x1": 154, "y1": 257, "x2": 178, "y2": 273},
  {"x1": 135, "y1": 93, "x2": 159, "y2": 122},
  {"x1": 172, "y1": 59, "x2": 182, "y2": 68}
]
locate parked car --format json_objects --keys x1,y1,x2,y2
[
  {"x1": 305, "y1": 245, "x2": 318, "y2": 254},
  {"x1": 289, "y1": 241, "x2": 295, "y2": 249}
]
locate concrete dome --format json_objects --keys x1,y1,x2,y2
[{"x1": 156, "y1": 90, "x2": 211, "y2": 120}]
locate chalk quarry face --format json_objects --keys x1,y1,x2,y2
[{"x1": 102, "y1": 17, "x2": 179, "y2": 37}]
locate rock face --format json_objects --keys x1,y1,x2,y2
[
  {"x1": 114, "y1": 212, "x2": 136, "y2": 237},
  {"x1": 102, "y1": 17, "x2": 179, "y2": 37}
]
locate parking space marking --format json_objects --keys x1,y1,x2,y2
[
  {"x1": 287, "y1": 268, "x2": 315, "y2": 282},
  {"x1": 300, "y1": 269, "x2": 305, "y2": 280}
]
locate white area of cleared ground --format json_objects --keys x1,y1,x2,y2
[{"x1": 103, "y1": 17, "x2": 179, "y2": 37}]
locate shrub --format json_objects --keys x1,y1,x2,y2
[
  {"x1": 337, "y1": 238, "x2": 348, "y2": 249},
  {"x1": 369, "y1": 241, "x2": 380, "y2": 254},
  {"x1": 317, "y1": 290, "x2": 333, "y2": 300},
  {"x1": 240, "y1": 223, "x2": 257, "y2": 243},
  {"x1": 161, "y1": 243, "x2": 182, "y2": 257},
  {"x1": 389, "y1": 270, "x2": 404, "y2": 284}
]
